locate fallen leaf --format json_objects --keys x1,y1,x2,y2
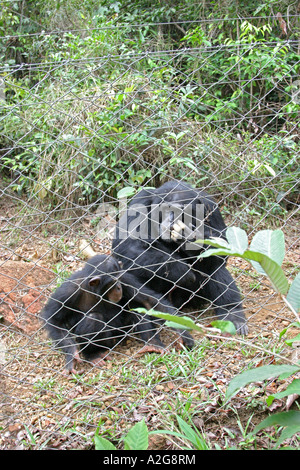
[{"x1": 286, "y1": 393, "x2": 299, "y2": 410}]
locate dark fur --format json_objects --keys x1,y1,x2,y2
[
  {"x1": 112, "y1": 180, "x2": 247, "y2": 338},
  {"x1": 41, "y1": 254, "x2": 189, "y2": 372}
]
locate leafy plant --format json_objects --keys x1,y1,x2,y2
[
  {"x1": 197, "y1": 227, "x2": 300, "y2": 318},
  {"x1": 95, "y1": 418, "x2": 148, "y2": 450},
  {"x1": 207, "y1": 228, "x2": 300, "y2": 447},
  {"x1": 1, "y1": 1, "x2": 298, "y2": 213},
  {"x1": 226, "y1": 364, "x2": 300, "y2": 448},
  {"x1": 151, "y1": 415, "x2": 210, "y2": 450},
  {"x1": 147, "y1": 227, "x2": 300, "y2": 448},
  {"x1": 95, "y1": 415, "x2": 211, "y2": 451},
  {"x1": 136, "y1": 307, "x2": 237, "y2": 338}
]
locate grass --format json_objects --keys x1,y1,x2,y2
[{"x1": 1, "y1": 321, "x2": 299, "y2": 450}]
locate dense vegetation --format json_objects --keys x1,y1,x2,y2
[{"x1": 0, "y1": 0, "x2": 299, "y2": 215}]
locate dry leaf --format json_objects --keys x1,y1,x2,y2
[
  {"x1": 286, "y1": 393, "x2": 299, "y2": 410},
  {"x1": 276, "y1": 12, "x2": 287, "y2": 35},
  {"x1": 78, "y1": 239, "x2": 97, "y2": 259}
]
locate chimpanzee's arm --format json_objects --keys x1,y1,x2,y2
[
  {"x1": 41, "y1": 278, "x2": 83, "y2": 373},
  {"x1": 196, "y1": 257, "x2": 248, "y2": 335},
  {"x1": 114, "y1": 238, "x2": 196, "y2": 287},
  {"x1": 119, "y1": 271, "x2": 194, "y2": 349}
]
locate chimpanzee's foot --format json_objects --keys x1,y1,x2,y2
[
  {"x1": 74, "y1": 350, "x2": 82, "y2": 363},
  {"x1": 91, "y1": 352, "x2": 110, "y2": 368},
  {"x1": 233, "y1": 319, "x2": 248, "y2": 336},
  {"x1": 136, "y1": 344, "x2": 166, "y2": 356},
  {"x1": 63, "y1": 367, "x2": 78, "y2": 376}
]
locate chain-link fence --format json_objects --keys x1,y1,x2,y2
[{"x1": 0, "y1": 13, "x2": 299, "y2": 450}]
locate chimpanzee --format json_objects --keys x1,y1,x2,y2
[
  {"x1": 112, "y1": 180, "x2": 248, "y2": 336},
  {"x1": 41, "y1": 254, "x2": 192, "y2": 373}
]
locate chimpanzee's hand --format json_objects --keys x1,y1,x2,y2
[{"x1": 170, "y1": 220, "x2": 204, "y2": 251}]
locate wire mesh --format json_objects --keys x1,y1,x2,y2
[{"x1": 0, "y1": 14, "x2": 299, "y2": 450}]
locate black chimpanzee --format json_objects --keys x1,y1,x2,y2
[
  {"x1": 112, "y1": 180, "x2": 248, "y2": 337},
  {"x1": 41, "y1": 254, "x2": 191, "y2": 373}
]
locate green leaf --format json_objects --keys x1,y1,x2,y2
[
  {"x1": 198, "y1": 230, "x2": 289, "y2": 294},
  {"x1": 143, "y1": 309, "x2": 204, "y2": 333},
  {"x1": 201, "y1": 247, "x2": 289, "y2": 293},
  {"x1": 264, "y1": 163, "x2": 276, "y2": 177},
  {"x1": 124, "y1": 419, "x2": 149, "y2": 450},
  {"x1": 196, "y1": 237, "x2": 230, "y2": 249},
  {"x1": 140, "y1": 310, "x2": 236, "y2": 335},
  {"x1": 286, "y1": 273, "x2": 300, "y2": 313},
  {"x1": 211, "y1": 320, "x2": 236, "y2": 335},
  {"x1": 285, "y1": 332, "x2": 300, "y2": 346},
  {"x1": 199, "y1": 247, "x2": 234, "y2": 258},
  {"x1": 251, "y1": 410, "x2": 300, "y2": 448},
  {"x1": 266, "y1": 379, "x2": 300, "y2": 406},
  {"x1": 250, "y1": 229, "x2": 285, "y2": 273},
  {"x1": 226, "y1": 364, "x2": 300, "y2": 401},
  {"x1": 94, "y1": 436, "x2": 117, "y2": 450},
  {"x1": 169, "y1": 157, "x2": 199, "y2": 173},
  {"x1": 239, "y1": 250, "x2": 289, "y2": 294},
  {"x1": 176, "y1": 416, "x2": 209, "y2": 450},
  {"x1": 226, "y1": 227, "x2": 248, "y2": 253},
  {"x1": 117, "y1": 186, "x2": 136, "y2": 199}
]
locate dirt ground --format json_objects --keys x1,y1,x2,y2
[{"x1": 0, "y1": 193, "x2": 299, "y2": 450}]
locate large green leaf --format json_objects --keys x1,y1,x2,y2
[
  {"x1": 200, "y1": 248, "x2": 289, "y2": 295},
  {"x1": 286, "y1": 273, "x2": 300, "y2": 313},
  {"x1": 117, "y1": 186, "x2": 136, "y2": 199},
  {"x1": 145, "y1": 310, "x2": 236, "y2": 335},
  {"x1": 211, "y1": 320, "x2": 236, "y2": 335},
  {"x1": 199, "y1": 247, "x2": 234, "y2": 258},
  {"x1": 251, "y1": 410, "x2": 300, "y2": 448},
  {"x1": 195, "y1": 237, "x2": 230, "y2": 249},
  {"x1": 94, "y1": 436, "x2": 117, "y2": 450},
  {"x1": 250, "y1": 229, "x2": 285, "y2": 274},
  {"x1": 124, "y1": 419, "x2": 149, "y2": 450},
  {"x1": 266, "y1": 379, "x2": 300, "y2": 406},
  {"x1": 244, "y1": 250, "x2": 289, "y2": 294},
  {"x1": 197, "y1": 227, "x2": 248, "y2": 253},
  {"x1": 226, "y1": 226, "x2": 248, "y2": 253},
  {"x1": 226, "y1": 364, "x2": 300, "y2": 401}
]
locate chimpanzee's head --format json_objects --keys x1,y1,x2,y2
[
  {"x1": 86, "y1": 255, "x2": 123, "y2": 303},
  {"x1": 151, "y1": 181, "x2": 227, "y2": 242}
]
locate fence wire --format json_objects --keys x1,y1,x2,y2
[{"x1": 0, "y1": 15, "x2": 299, "y2": 450}]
